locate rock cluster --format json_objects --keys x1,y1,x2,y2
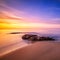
[{"x1": 22, "y1": 34, "x2": 55, "y2": 42}]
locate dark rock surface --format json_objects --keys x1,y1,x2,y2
[{"x1": 22, "y1": 34, "x2": 55, "y2": 43}]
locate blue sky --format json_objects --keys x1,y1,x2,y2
[{"x1": 0, "y1": 0, "x2": 60, "y2": 24}]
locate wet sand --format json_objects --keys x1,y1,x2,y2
[{"x1": 0, "y1": 42, "x2": 60, "y2": 60}]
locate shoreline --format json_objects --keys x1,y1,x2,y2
[{"x1": 0, "y1": 41, "x2": 60, "y2": 60}]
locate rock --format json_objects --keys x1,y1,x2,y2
[{"x1": 22, "y1": 34, "x2": 55, "y2": 42}]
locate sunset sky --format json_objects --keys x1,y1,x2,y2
[
  {"x1": 0, "y1": 0, "x2": 60, "y2": 29},
  {"x1": 0, "y1": 0, "x2": 60, "y2": 57}
]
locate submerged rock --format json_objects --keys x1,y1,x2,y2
[{"x1": 9, "y1": 32, "x2": 20, "y2": 34}]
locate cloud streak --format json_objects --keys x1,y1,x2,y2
[{"x1": 0, "y1": 0, "x2": 60, "y2": 29}]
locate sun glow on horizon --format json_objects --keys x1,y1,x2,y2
[{"x1": 0, "y1": 20, "x2": 60, "y2": 29}]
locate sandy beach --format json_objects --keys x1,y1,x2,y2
[{"x1": 0, "y1": 42, "x2": 60, "y2": 60}]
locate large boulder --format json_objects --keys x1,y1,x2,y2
[{"x1": 22, "y1": 34, "x2": 38, "y2": 41}]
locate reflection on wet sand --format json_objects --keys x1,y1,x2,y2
[
  {"x1": 0, "y1": 30, "x2": 29, "y2": 56},
  {"x1": 0, "y1": 42, "x2": 60, "y2": 60}
]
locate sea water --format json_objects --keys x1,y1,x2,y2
[{"x1": 0, "y1": 29, "x2": 60, "y2": 56}]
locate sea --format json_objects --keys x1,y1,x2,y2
[{"x1": 0, "y1": 29, "x2": 60, "y2": 56}]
